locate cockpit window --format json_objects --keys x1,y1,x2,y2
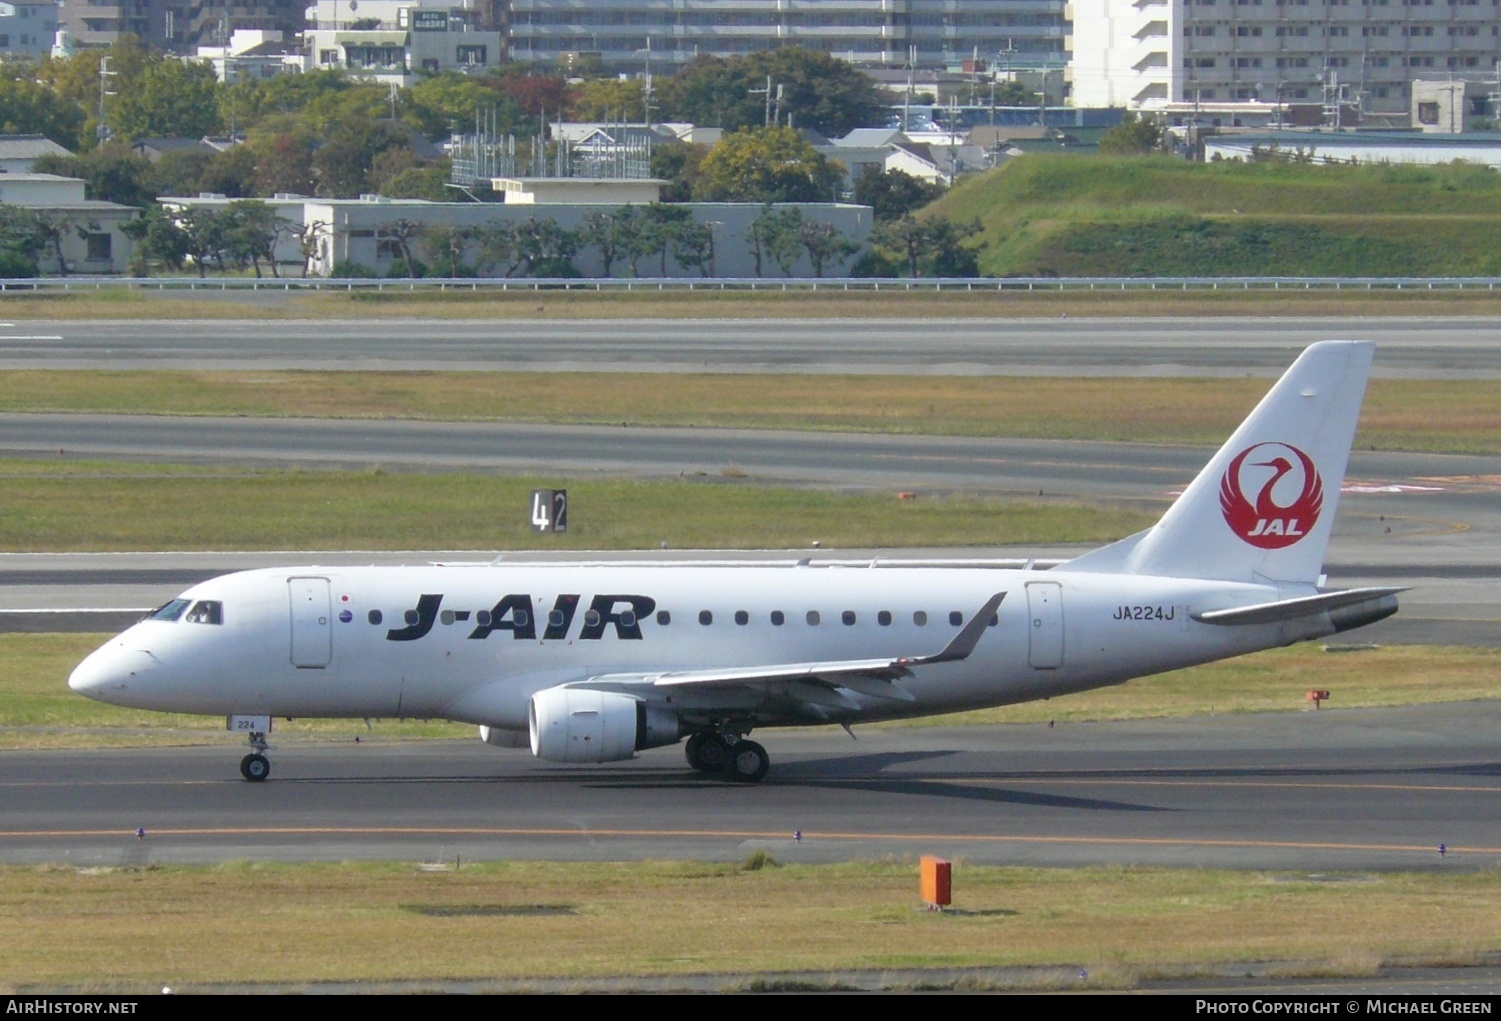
[
  {"x1": 185, "y1": 600, "x2": 223, "y2": 625},
  {"x1": 148, "y1": 599, "x2": 191, "y2": 622}
]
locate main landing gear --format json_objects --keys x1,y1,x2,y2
[
  {"x1": 685, "y1": 732, "x2": 770, "y2": 784},
  {"x1": 239, "y1": 730, "x2": 270, "y2": 782}
]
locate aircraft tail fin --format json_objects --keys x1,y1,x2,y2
[{"x1": 1058, "y1": 340, "x2": 1374, "y2": 586}]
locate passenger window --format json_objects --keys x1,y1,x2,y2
[
  {"x1": 806, "y1": 610, "x2": 820, "y2": 626},
  {"x1": 584, "y1": 609, "x2": 601, "y2": 628},
  {"x1": 734, "y1": 610, "x2": 749, "y2": 625},
  {"x1": 913, "y1": 611, "x2": 928, "y2": 626},
  {"x1": 656, "y1": 610, "x2": 671, "y2": 626},
  {"x1": 620, "y1": 610, "x2": 637, "y2": 628},
  {"x1": 698, "y1": 610, "x2": 712, "y2": 625},
  {"x1": 405, "y1": 609, "x2": 420, "y2": 626},
  {"x1": 770, "y1": 610, "x2": 785, "y2": 626},
  {"x1": 475, "y1": 610, "x2": 490, "y2": 627},
  {"x1": 185, "y1": 600, "x2": 222, "y2": 625},
  {"x1": 515, "y1": 610, "x2": 530, "y2": 627},
  {"x1": 878, "y1": 611, "x2": 892, "y2": 626},
  {"x1": 989, "y1": 613, "x2": 999, "y2": 627},
  {"x1": 440, "y1": 610, "x2": 455, "y2": 625},
  {"x1": 149, "y1": 599, "x2": 191, "y2": 622},
  {"x1": 368, "y1": 609, "x2": 383, "y2": 625},
  {"x1": 548, "y1": 609, "x2": 565, "y2": 628},
  {"x1": 949, "y1": 611, "x2": 963, "y2": 626},
  {"x1": 842, "y1": 610, "x2": 856, "y2": 626}
]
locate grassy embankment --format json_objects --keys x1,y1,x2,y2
[
  {"x1": 5, "y1": 371, "x2": 1501, "y2": 452},
  {"x1": 931, "y1": 155, "x2": 1501, "y2": 277},
  {"x1": 4, "y1": 860, "x2": 1500, "y2": 991}
]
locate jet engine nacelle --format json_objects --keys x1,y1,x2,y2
[{"x1": 528, "y1": 686, "x2": 681, "y2": 764}]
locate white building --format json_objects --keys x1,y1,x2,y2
[
  {"x1": 305, "y1": 0, "x2": 505, "y2": 85},
  {"x1": 161, "y1": 193, "x2": 872, "y2": 277},
  {"x1": 196, "y1": 29, "x2": 304, "y2": 83},
  {"x1": 1070, "y1": 0, "x2": 1501, "y2": 120},
  {"x1": 0, "y1": 174, "x2": 137, "y2": 274}
]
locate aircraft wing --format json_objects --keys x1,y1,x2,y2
[{"x1": 572, "y1": 592, "x2": 1007, "y2": 708}]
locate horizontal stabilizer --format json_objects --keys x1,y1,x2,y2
[{"x1": 1192, "y1": 587, "x2": 1405, "y2": 627}]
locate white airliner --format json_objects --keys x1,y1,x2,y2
[{"x1": 70, "y1": 341, "x2": 1399, "y2": 784}]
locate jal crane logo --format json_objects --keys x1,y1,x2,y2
[{"x1": 1219, "y1": 442, "x2": 1323, "y2": 549}]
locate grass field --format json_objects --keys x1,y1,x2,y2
[
  {"x1": 6, "y1": 285, "x2": 1501, "y2": 320},
  {"x1": 4, "y1": 861, "x2": 1499, "y2": 991},
  {"x1": 931, "y1": 155, "x2": 1501, "y2": 277},
  {"x1": 0, "y1": 458, "x2": 1153, "y2": 552},
  {"x1": 5, "y1": 371, "x2": 1501, "y2": 453}
]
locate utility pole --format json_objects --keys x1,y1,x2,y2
[{"x1": 96, "y1": 56, "x2": 116, "y2": 143}]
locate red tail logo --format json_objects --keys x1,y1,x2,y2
[{"x1": 1219, "y1": 443, "x2": 1323, "y2": 549}]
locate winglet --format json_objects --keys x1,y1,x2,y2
[{"x1": 903, "y1": 592, "x2": 1006, "y2": 667}]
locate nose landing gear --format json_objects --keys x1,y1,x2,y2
[{"x1": 239, "y1": 730, "x2": 270, "y2": 782}]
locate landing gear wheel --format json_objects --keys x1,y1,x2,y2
[
  {"x1": 724, "y1": 740, "x2": 769, "y2": 784},
  {"x1": 685, "y1": 733, "x2": 729, "y2": 772},
  {"x1": 239, "y1": 753, "x2": 270, "y2": 782}
]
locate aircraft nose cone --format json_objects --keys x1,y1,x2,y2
[{"x1": 68, "y1": 643, "x2": 143, "y2": 701}]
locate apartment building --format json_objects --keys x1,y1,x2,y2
[
  {"x1": 1071, "y1": 0, "x2": 1501, "y2": 118},
  {"x1": 56, "y1": 0, "x2": 304, "y2": 50},
  {"x1": 506, "y1": 1, "x2": 1067, "y2": 72}
]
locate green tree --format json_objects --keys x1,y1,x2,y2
[
  {"x1": 743, "y1": 48, "x2": 888, "y2": 137},
  {"x1": 420, "y1": 222, "x2": 477, "y2": 277},
  {"x1": 0, "y1": 205, "x2": 48, "y2": 276},
  {"x1": 695, "y1": 126, "x2": 842, "y2": 203},
  {"x1": 312, "y1": 118, "x2": 410, "y2": 198},
  {"x1": 650, "y1": 141, "x2": 707, "y2": 203},
  {"x1": 34, "y1": 144, "x2": 157, "y2": 206},
  {"x1": 253, "y1": 132, "x2": 315, "y2": 197},
  {"x1": 0, "y1": 71, "x2": 86, "y2": 149},
  {"x1": 991, "y1": 80, "x2": 1035, "y2": 106},
  {"x1": 120, "y1": 205, "x2": 189, "y2": 275},
  {"x1": 568, "y1": 78, "x2": 648, "y2": 123},
  {"x1": 579, "y1": 207, "x2": 639, "y2": 278},
  {"x1": 198, "y1": 145, "x2": 259, "y2": 198},
  {"x1": 659, "y1": 48, "x2": 886, "y2": 137},
  {"x1": 406, "y1": 73, "x2": 521, "y2": 140},
  {"x1": 1098, "y1": 112, "x2": 1164, "y2": 156},
  {"x1": 512, "y1": 216, "x2": 579, "y2": 277},
  {"x1": 112, "y1": 58, "x2": 221, "y2": 141},
  {"x1": 799, "y1": 219, "x2": 858, "y2": 277},
  {"x1": 641, "y1": 202, "x2": 692, "y2": 275},
  {"x1": 853, "y1": 166, "x2": 946, "y2": 222},
  {"x1": 753, "y1": 206, "x2": 806, "y2": 276},
  {"x1": 871, "y1": 214, "x2": 983, "y2": 277},
  {"x1": 671, "y1": 219, "x2": 714, "y2": 277},
  {"x1": 221, "y1": 200, "x2": 282, "y2": 277}
]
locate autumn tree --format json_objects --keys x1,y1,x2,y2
[
  {"x1": 569, "y1": 78, "x2": 648, "y2": 123},
  {"x1": 695, "y1": 126, "x2": 842, "y2": 203}
]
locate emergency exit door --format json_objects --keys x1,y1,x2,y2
[{"x1": 289, "y1": 576, "x2": 332, "y2": 668}]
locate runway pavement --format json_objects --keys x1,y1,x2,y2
[
  {"x1": 5, "y1": 315, "x2": 1501, "y2": 376},
  {"x1": 5, "y1": 702, "x2": 1499, "y2": 871}
]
